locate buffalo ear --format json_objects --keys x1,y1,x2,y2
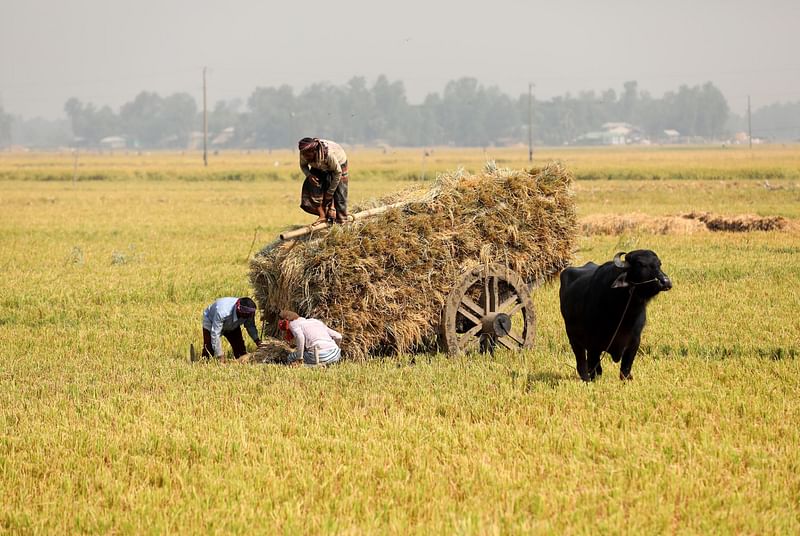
[
  {"x1": 613, "y1": 252, "x2": 630, "y2": 269},
  {"x1": 611, "y1": 272, "x2": 630, "y2": 288}
]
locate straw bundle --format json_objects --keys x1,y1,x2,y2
[
  {"x1": 250, "y1": 338, "x2": 294, "y2": 364},
  {"x1": 249, "y1": 162, "x2": 577, "y2": 360},
  {"x1": 682, "y1": 211, "x2": 787, "y2": 232},
  {"x1": 580, "y1": 213, "x2": 707, "y2": 235},
  {"x1": 579, "y1": 211, "x2": 790, "y2": 236}
]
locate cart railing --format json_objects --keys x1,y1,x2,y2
[{"x1": 279, "y1": 201, "x2": 408, "y2": 240}]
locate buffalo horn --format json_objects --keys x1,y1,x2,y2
[{"x1": 613, "y1": 251, "x2": 630, "y2": 269}]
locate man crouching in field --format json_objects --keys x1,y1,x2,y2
[
  {"x1": 278, "y1": 310, "x2": 343, "y2": 367},
  {"x1": 298, "y1": 137, "x2": 349, "y2": 224},
  {"x1": 198, "y1": 297, "x2": 263, "y2": 360}
]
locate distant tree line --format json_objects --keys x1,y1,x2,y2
[
  {"x1": 727, "y1": 100, "x2": 800, "y2": 142},
  {"x1": 3, "y1": 77, "x2": 799, "y2": 149},
  {"x1": 0, "y1": 106, "x2": 13, "y2": 146},
  {"x1": 63, "y1": 92, "x2": 198, "y2": 149}
]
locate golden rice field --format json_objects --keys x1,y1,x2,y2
[{"x1": 1, "y1": 145, "x2": 799, "y2": 533}]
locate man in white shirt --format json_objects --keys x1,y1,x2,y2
[
  {"x1": 278, "y1": 309, "x2": 343, "y2": 367},
  {"x1": 200, "y1": 297, "x2": 262, "y2": 359}
]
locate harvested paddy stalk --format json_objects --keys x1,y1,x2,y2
[
  {"x1": 579, "y1": 212, "x2": 793, "y2": 235},
  {"x1": 580, "y1": 213, "x2": 707, "y2": 235},
  {"x1": 682, "y1": 211, "x2": 788, "y2": 232},
  {"x1": 249, "y1": 163, "x2": 577, "y2": 360},
  {"x1": 250, "y1": 338, "x2": 294, "y2": 364}
]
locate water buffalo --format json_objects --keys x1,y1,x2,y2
[{"x1": 559, "y1": 249, "x2": 672, "y2": 381}]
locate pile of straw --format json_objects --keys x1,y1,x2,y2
[
  {"x1": 250, "y1": 338, "x2": 295, "y2": 364},
  {"x1": 682, "y1": 211, "x2": 787, "y2": 232},
  {"x1": 581, "y1": 213, "x2": 707, "y2": 235},
  {"x1": 580, "y1": 211, "x2": 790, "y2": 236},
  {"x1": 249, "y1": 163, "x2": 577, "y2": 360}
]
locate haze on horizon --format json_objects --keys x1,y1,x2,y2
[{"x1": 1, "y1": 0, "x2": 798, "y2": 120}]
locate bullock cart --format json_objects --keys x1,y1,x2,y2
[
  {"x1": 278, "y1": 204, "x2": 537, "y2": 355},
  {"x1": 250, "y1": 164, "x2": 577, "y2": 361}
]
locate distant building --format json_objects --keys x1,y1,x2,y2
[
  {"x1": 662, "y1": 129, "x2": 681, "y2": 143},
  {"x1": 733, "y1": 131, "x2": 764, "y2": 145},
  {"x1": 3, "y1": 144, "x2": 30, "y2": 153},
  {"x1": 574, "y1": 122, "x2": 645, "y2": 146},
  {"x1": 188, "y1": 131, "x2": 205, "y2": 150},
  {"x1": 211, "y1": 127, "x2": 235, "y2": 147},
  {"x1": 99, "y1": 136, "x2": 127, "y2": 150}
]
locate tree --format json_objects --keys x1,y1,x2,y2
[
  {"x1": 160, "y1": 93, "x2": 198, "y2": 147},
  {"x1": 698, "y1": 82, "x2": 729, "y2": 139},
  {"x1": 371, "y1": 75, "x2": 409, "y2": 144},
  {"x1": 8, "y1": 116, "x2": 71, "y2": 147},
  {"x1": 434, "y1": 77, "x2": 517, "y2": 146},
  {"x1": 208, "y1": 99, "x2": 244, "y2": 145},
  {"x1": 619, "y1": 80, "x2": 639, "y2": 122},
  {"x1": 414, "y1": 94, "x2": 445, "y2": 146},
  {"x1": 747, "y1": 100, "x2": 800, "y2": 141},
  {"x1": 209, "y1": 99, "x2": 242, "y2": 132},
  {"x1": 339, "y1": 76, "x2": 374, "y2": 143},
  {"x1": 119, "y1": 92, "x2": 164, "y2": 147},
  {"x1": 53, "y1": 77, "x2": 734, "y2": 148},
  {"x1": 0, "y1": 105, "x2": 12, "y2": 146},
  {"x1": 243, "y1": 85, "x2": 297, "y2": 148},
  {"x1": 295, "y1": 82, "x2": 348, "y2": 142},
  {"x1": 63, "y1": 98, "x2": 118, "y2": 145}
]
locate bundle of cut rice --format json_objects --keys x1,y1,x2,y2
[
  {"x1": 682, "y1": 211, "x2": 787, "y2": 232},
  {"x1": 580, "y1": 213, "x2": 706, "y2": 235},
  {"x1": 249, "y1": 162, "x2": 577, "y2": 360},
  {"x1": 250, "y1": 338, "x2": 294, "y2": 364}
]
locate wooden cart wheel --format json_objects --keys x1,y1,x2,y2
[{"x1": 441, "y1": 264, "x2": 536, "y2": 355}]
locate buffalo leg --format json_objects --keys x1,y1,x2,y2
[
  {"x1": 619, "y1": 343, "x2": 639, "y2": 381},
  {"x1": 570, "y1": 343, "x2": 590, "y2": 382},
  {"x1": 587, "y1": 350, "x2": 602, "y2": 380}
]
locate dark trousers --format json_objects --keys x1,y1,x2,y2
[
  {"x1": 202, "y1": 328, "x2": 247, "y2": 358},
  {"x1": 300, "y1": 164, "x2": 349, "y2": 218}
]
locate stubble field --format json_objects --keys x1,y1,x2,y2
[{"x1": 1, "y1": 145, "x2": 799, "y2": 534}]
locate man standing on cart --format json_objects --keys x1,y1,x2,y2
[{"x1": 297, "y1": 137, "x2": 349, "y2": 224}]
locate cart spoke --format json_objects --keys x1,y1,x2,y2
[
  {"x1": 457, "y1": 305, "x2": 482, "y2": 326},
  {"x1": 503, "y1": 301, "x2": 524, "y2": 318},
  {"x1": 498, "y1": 294, "x2": 519, "y2": 314},
  {"x1": 460, "y1": 295, "x2": 485, "y2": 319},
  {"x1": 497, "y1": 336, "x2": 518, "y2": 350},
  {"x1": 489, "y1": 276, "x2": 499, "y2": 312},
  {"x1": 463, "y1": 334, "x2": 481, "y2": 353},
  {"x1": 458, "y1": 324, "x2": 482, "y2": 348},
  {"x1": 444, "y1": 264, "x2": 535, "y2": 355},
  {"x1": 506, "y1": 329, "x2": 525, "y2": 347}
]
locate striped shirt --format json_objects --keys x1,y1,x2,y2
[{"x1": 288, "y1": 346, "x2": 342, "y2": 367}]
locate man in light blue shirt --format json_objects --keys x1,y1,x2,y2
[{"x1": 200, "y1": 297, "x2": 262, "y2": 359}]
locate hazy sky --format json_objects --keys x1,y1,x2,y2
[{"x1": 2, "y1": 0, "x2": 798, "y2": 119}]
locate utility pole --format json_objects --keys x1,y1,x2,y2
[
  {"x1": 528, "y1": 83, "x2": 534, "y2": 162},
  {"x1": 747, "y1": 95, "x2": 752, "y2": 150},
  {"x1": 203, "y1": 67, "x2": 208, "y2": 166}
]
